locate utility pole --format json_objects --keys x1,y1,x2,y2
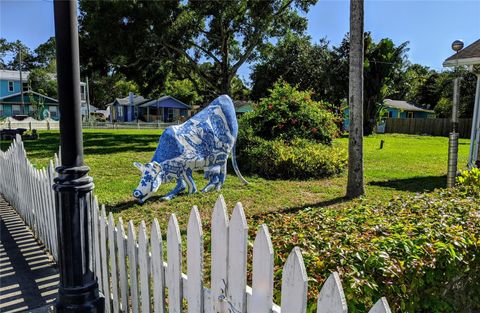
[
  {"x1": 86, "y1": 76, "x2": 91, "y2": 122},
  {"x1": 19, "y1": 48, "x2": 25, "y2": 115},
  {"x1": 53, "y1": 0, "x2": 104, "y2": 312},
  {"x1": 346, "y1": 0, "x2": 365, "y2": 198}
]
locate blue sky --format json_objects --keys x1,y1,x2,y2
[{"x1": 1, "y1": 0, "x2": 479, "y2": 81}]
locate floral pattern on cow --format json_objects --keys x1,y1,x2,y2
[{"x1": 132, "y1": 95, "x2": 248, "y2": 203}]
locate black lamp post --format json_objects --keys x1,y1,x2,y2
[{"x1": 53, "y1": 0, "x2": 104, "y2": 312}]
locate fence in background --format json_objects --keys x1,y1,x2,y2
[
  {"x1": 0, "y1": 135, "x2": 59, "y2": 260},
  {"x1": 1, "y1": 118, "x2": 177, "y2": 131},
  {"x1": 1, "y1": 118, "x2": 60, "y2": 131},
  {"x1": 82, "y1": 121, "x2": 178, "y2": 130},
  {"x1": 0, "y1": 136, "x2": 393, "y2": 313},
  {"x1": 385, "y1": 118, "x2": 472, "y2": 138}
]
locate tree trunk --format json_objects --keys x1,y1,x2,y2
[{"x1": 346, "y1": 0, "x2": 365, "y2": 198}]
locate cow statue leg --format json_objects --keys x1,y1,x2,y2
[
  {"x1": 202, "y1": 165, "x2": 220, "y2": 192},
  {"x1": 162, "y1": 178, "x2": 187, "y2": 201},
  {"x1": 202, "y1": 163, "x2": 226, "y2": 192},
  {"x1": 183, "y1": 168, "x2": 198, "y2": 194}
]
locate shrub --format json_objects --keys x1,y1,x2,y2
[
  {"x1": 457, "y1": 168, "x2": 480, "y2": 196},
  {"x1": 240, "y1": 81, "x2": 340, "y2": 145},
  {"x1": 255, "y1": 188, "x2": 480, "y2": 312},
  {"x1": 236, "y1": 129, "x2": 347, "y2": 179}
]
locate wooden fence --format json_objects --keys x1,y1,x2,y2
[
  {"x1": 385, "y1": 118, "x2": 472, "y2": 138},
  {"x1": 0, "y1": 136, "x2": 393, "y2": 313},
  {"x1": 0, "y1": 135, "x2": 59, "y2": 260}
]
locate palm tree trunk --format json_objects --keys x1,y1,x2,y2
[{"x1": 346, "y1": 0, "x2": 365, "y2": 198}]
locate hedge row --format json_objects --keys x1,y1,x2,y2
[
  {"x1": 255, "y1": 187, "x2": 480, "y2": 312},
  {"x1": 236, "y1": 132, "x2": 347, "y2": 179}
]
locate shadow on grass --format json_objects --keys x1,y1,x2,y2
[
  {"x1": 2, "y1": 132, "x2": 161, "y2": 159},
  {"x1": 368, "y1": 175, "x2": 446, "y2": 193}
]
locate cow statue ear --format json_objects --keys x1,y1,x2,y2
[
  {"x1": 152, "y1": 161, "x2": 162, "y2": 172},
  {"x1": 133, "y1": 162, "x2": 144, "y2": 172}
]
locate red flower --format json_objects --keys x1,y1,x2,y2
[
  {"x1": 311, "y1": 127, "x2": 318, "y2": 133},
  {"x1": 268, "y1": 104, "x2": 273, "y2": 110},
  {"x1": 291, "y1": 118, "x2": 298, "y2": 125}
]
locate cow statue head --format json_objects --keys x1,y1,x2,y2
[{"x1": 132, "y1": 161, "x2": 162, "y2": 203}]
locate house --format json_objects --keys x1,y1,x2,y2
[
  {"x1": 108, "y1": 93, "x2": 150, "y2": 122},
  {"x1": 234, "y1": 100, "x2": 254, "y2": 115},
  {"x1": 0, "y1": 69, "x2": 87, "y2": 119},
  {"x1": 0, "y1": 90, "x2": 59, "y2": 119},
  {"x1": 343, "y1": 99, "x2": 435, "y2": 130},
  {"x1": 382, "y1": 99, "x2": 435, "y2": 119},
  {"x1": 139, "y1": 96, "x2": 190, "y2": 122}
]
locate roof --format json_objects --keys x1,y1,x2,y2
[
  {"x1": 235, "y1": 103, "x2": 253, "y2": 113},
  {"x1": 0, "y1": 90, "x2": 58, "y2": 104},
  {"x1": 109, "y1": 94, "x2": 149, "y2": 106},
  {"x1": 443, "y1": 39, "x2": 480, "y2": 67},
  {"x1": 140, "y1": 96, "x2": 190, "y2": 109},
  {"x1": 0, "y1": 70, "x2": 30, "y2": 81},
  {"x1": 383, "y1": 99, "x2": 434, "y2": 113}
]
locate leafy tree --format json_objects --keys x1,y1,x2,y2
[
  {"x1": 33, "y1": 37, "x2": 56, "y2": 70},
  {"x1": 79, "y1": 0, "x2": 317, "y2": 97},
  {"x1": 112, "y1": 79, "x2": 139, "y2": 99},
  {"x1": 28, "y1": 68, "x2": 58, "y2": 98},
  {"x1": 250, "y1": 32, "x2": 332, "y2": 101},
  {"x1": 6, "y1": 40, "x2": 36, "y2": 71}
]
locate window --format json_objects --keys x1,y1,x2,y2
[
  {"x1": 22, "y1": 82, "x2": 28, "y2": 92},
  {"x1": 407, "y1": 112, "x2": 414, "y2": 119},
  {"x1": 388, "y1": 111, "x2": 393, "y2": 118},
  {"x1": 12, "y1": 105, "x2": 21, "y2": 115},
  {"x1": 80, "y1": 85, "x2": 86, "y2": 101},
  {"x1": 0, "y1": 105, "x2": 3, "y2": 117},
  {"x1": 49, "y1": 106, "x2": 58, "y2": 118},
  {"x1": 167, "y1": 108, "x2": 174, "y2": 122},
  {"x1": 8, "y1": 81, "x2": 14, "y2": 92}
]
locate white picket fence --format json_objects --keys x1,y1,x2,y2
[
  {"x1": 0, "y1": 136, "x2": 393, "y2": 313},
  {"x1": 0, "y1": 135, "x2": 59, "y2": 260},
  {"x1": 92, "y1": 197, "x2": 392, "y2": 313}
]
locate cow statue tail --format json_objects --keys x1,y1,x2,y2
[{"x1": 231, "y1": 143, "x2": 249, "y2": 185}]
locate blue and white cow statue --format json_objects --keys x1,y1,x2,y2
[{"x1": 132, "y1": 95, "x2": 248, "y2": 203}]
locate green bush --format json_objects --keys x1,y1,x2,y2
[
  {"x1": 256, "y1": 188, "x2": 480, "y2": 312},
  {"x1": 236, "y1": 129, "x2": 347, "y2": 179},
  {"x1": 457, "y1": 168, "x2": 480, "y2": 196},
  {"x1": 240, "y1": 81, "x2": 339, "y2": 145}
]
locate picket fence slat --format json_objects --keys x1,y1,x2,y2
[
  {"x1": 100, "y1": 206, "x2": 111, "y2": 313},
  {"x1": 281, "y1": 247, "x2": 308, "y2": 313},
  {"x1": 151, "y1": 219, "x2": 165, "y2": 313},
  {"x1": 0, "y1": 137, "x2": 394, "y2": 313},
  {"x1": 93, "y1": 197, "x2": 102, "y2": 290},
  {"x1": 128, "y1": 221, "x2": 140, "y2": 313},
  {"x1": 117, "y1": 218, "x2": 129, "y2": 313},
  {"x1": 187, "y1": 206, "x2": 204, "y2": 312},
  {"x1": 369, "y1": 297, "x2": 392, "y2": 313},
  {"x1": 139, "y1": 221, "x2": 151, "y2": 313},
  {"x1": 167, "y1": 214, "x2": 183, "y2": 313},
  {"x1": 228, "y1": 202, "x2": 248, "y2": 313},
  {"x1": 211, "y1": 195, "x2": 229, "y2": 313},
  {"x1": 108, "y1": 213, "x2": 120, "y2": 313},
  {"x1": 317, "y1": 272, "x2": 348, "y2": 313},
  {"x1": 250, "y1": 224, "x2": 274, "y2": 313}
]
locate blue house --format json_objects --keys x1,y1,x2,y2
[
  {"x1": 108, "y1": 93, "x2": 149, "y2": 122},
  {"x1": 0, "y1": 69, "x2": 87, "y2": 119},
  {"x1": 343, "y1": 99, "x2": 435, "y2": 130},
  {"x1": 140, "y1": 96, "x2": 190, "y2": 122}
]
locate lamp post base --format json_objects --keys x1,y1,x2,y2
[{"x1": 56, "y1": 281, "x2": 104, "y2": 313}]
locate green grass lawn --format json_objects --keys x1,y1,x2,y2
[{"x1": 0, "y1": 129, "x2": 470, "y2": 230}]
